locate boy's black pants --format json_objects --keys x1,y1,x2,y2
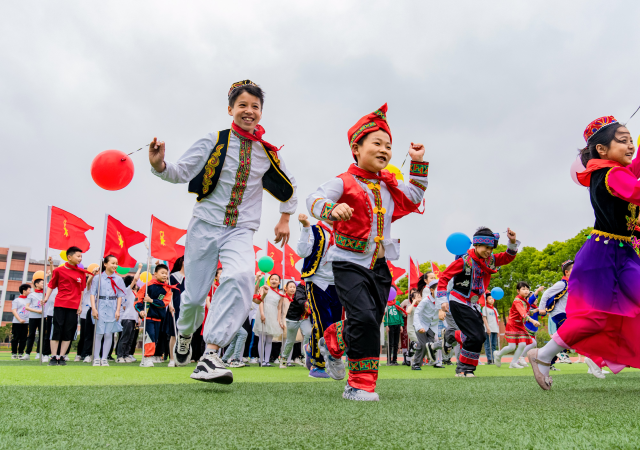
[
  {"x1": 449, "y1": 301, "x2": 485, "y2": 374},
  {"x1": 11, "y1": 323, "x2": 29, "y2": 354},
  {"x1": 117, "y1": 319, "x2": 136, "y2": 358},
  {"x1": 81, "y1": 309, "x2": 95, "y2": 359},
  {"x1": 387, "y1": 324, "x2": 401, "y2": 363},
  {"x1": 25, "y1": 318, "x2": 42, "y2": 354}
]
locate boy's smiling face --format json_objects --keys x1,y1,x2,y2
[
  {"x1": 352, "y1": 130, "x2": 392, "y2": 173},
  {"x1": 228, "y1": 91, "x2": 262, "y2": 134},
  {"x1": 154, "y1": 268, "x2": 168, "y2": 283}
]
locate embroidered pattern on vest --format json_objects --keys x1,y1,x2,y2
[
  {"x1": 626, "y1": 203, "x2": 639, "y2": 232},
  {"x1": 354, "y1": 176, "x2": 385, "y2": 269},
  {"x1": 348, "y1": 357, "x2": 379, "y2": 372},
  {"x1": 224, "y1": 133, "x2": 253, "y2": 227},
  {"x1": 409, "y1": 161, "x2": 429, "y2": 177},
  {"x1": 202, "y1": 144, "x2": 224, "y2": 195},
  {"x1": 335, "y1": 233, "x2": 368, "y2": 253}
]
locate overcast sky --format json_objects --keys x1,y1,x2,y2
[{"x1": 2, "y1": 1, "x2": 639, "y2": 272}]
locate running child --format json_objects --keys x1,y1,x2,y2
[
  {"x1": 149, "y1": 80, "x2": 297, "y2": 384},
  {"x1": 530, "y1": 117, "x2": 640, "y2": 390},
  {"x1": 309, "y1": 103, "x2": 428, "y2": 401},
  {"x1": 414, "y1": 279, "x2": 445, "y2": 370}
]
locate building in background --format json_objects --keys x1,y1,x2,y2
[{"x1": 1, "y1": 246, "x2": 59, "y2": 325}]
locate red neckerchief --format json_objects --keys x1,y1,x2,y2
[
  {"x1": 106, "y1": 274, "x2": 125, "y2": 295},
  {"x1": 577, "y1": 159, "x2": 623, "y2": 187},
  {"x1": 269, "y1": 286, "x2": 287, "y2": 298},
  {"x1": 347, "y1": 164, "x2": 423, "y2": 222},
  {"x1": 231, "y1": 122, "x2": 281, "y2": 153},
  {"x1": 561, "y1": 275, "x2": 569, "y2": 281},
  {"x1": 317, "y1": 222, "x2": 335, "y2": 248},
  {"x1": 34, "y1": 289, "x2": 43, "y2": 293},
  {"x1": 467, "y1": 249, "x2": 498, "y2": 275},
  {"x1": 64, "y1": 262, "x2": 93, "y2": 276},
  {"x1": 19, "y1": 295, "x2": 27, "y2": 299},
  {"x1": 285, "y1": 293, "x2": 294, "y2": 303},
  {"x1": 486, "y1": 304, "x2": 499, "y2": 320}
]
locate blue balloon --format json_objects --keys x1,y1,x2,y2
[
  {"x1": 491, "y1": 287, "x2": 504, "y2": 300},
  {"x1": 445, "y1": 232, "x2": 472, "y2": 256}
]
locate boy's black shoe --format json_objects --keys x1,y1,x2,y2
[
  {"x1": 443, "y1": 360, "x2": 453, "y2": 366},
  {"x1": 411, "y1": 365, "x2": 422, "y2": 370},
  {"x1": 107, "y1": 356, "x2": 115, "y2": 361},
  {"x1": 48, "y1": 357, "x2": 59, "y2": 366},
  {"x1": 58, "y1": 357, "x2": 67, "y2": 366}
]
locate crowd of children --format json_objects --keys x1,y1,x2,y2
[{"x1": 8, "y1": 81, "x2": 640, "y2": 402}]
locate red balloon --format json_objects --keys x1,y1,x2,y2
[{"x1": 91, "y1": 150, "x2": 135, "y2": 191}]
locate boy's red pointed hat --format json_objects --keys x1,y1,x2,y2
[{"x1": 347, "y1": 103, "x2": 392, "y2": 149}]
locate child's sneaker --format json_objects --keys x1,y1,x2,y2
[
  {"x1": 128, "y1": 355, "x2": 137, "y2": 362},
  {"x1": 342, "y1": 384, "x2": 379, "y2": 401},
  {"x1": 42, "y1": 355, "x2": 50, "y2": 363},
  {"x1": 116, "y1": 357, "x2": 126, "y2": 363},
  {"x1": 242, "y1": 357, "x2": 249, "y2": 363},
  {"x1": 19, "y1": 354, "x2": 30, "y2": 361},
  {"x1": 509, "y1": 362, "x2": 524, "y2": 369},
  {"x1": 585, "y1": 357, "x2": 606, "y2": 379},
  {"x1": 518, "y1": 357, "x2": 529, "y2": 367},
  {"x1": 294, "y1": 357, "x2": 304, "y2": 366},
  {"x1": 48, "y1": 356, "x2": 58, "y2": 366},
  {"x1": 101, "y1": 359, "x2": 109, "y2": 366},
  {"x1": 190, "y1": 352, "x2": 233, "y2": 384},
  {"x1": 168, "y1": 360, "x2": 176, "y2": 367},
  {"x1": 140, "y1": 358, "x2": 154, "y2": 367},
  {"x1": 93, "y1": 359, "x2": 101, "y2": 367},
  {"x1": 494, "y1": 352, "x2": 502, "y2": 368},
  {"x1": 173, "y1": 333, "x2": 193, "y2": 367},
  {"x1": 74, "y1": 355, "x2": 82, "y2": 362},
  {"x1": 63, "y1": 355, "x2": 70, "y2": 362},
  {"x1": 230, "y1": 359, "x2": 245, "y2": 368},
  {"x1": 11, "y1": 354, "x2": 17, "y2": 359},
  {"x1": 35, "y1": 353, "x2": 40, "y2": 359},
  {"x1": 425, "y1": 343, "x2": 437, "y2": 361},
  {"x1": 318, "y1": 337, "x2": 345, "y2": 380},
  {"x1": 83, "y1": 356, "x2": 92, "y2": 363},
  {"x1": 279, "y1": 360, "x2": 287, "y2": 368},
  {"x1": 249, "y1": 357, "x2": 259, "y2": 365},
  {"x1": 308, "y1": 367, "x2": 330, "y2": 378}
]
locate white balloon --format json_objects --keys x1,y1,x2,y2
[{"x1": 570, "y1": 157, "x2": 586, "y2": 186}]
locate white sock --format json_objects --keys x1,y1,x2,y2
[
  {"x1": 101, "y1": 334, "x2": 113, "y2": 360},
  {"x1": 536, "y1": 340, "x2": 565, "y2": 376},
  {"x1": 522, "y1": 340, "x2": 537, "y2": 357},
  {"x1": 511, "y1": 343, "x2": 526, "y2": 364},
  {"x1": 498, "y1": 343, "x2": 516, "y2": 357},
  {"x1": 94, "y1": 334, "x2": 104, "y2": 359}
]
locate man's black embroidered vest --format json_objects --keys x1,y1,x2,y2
[
  {"x1": 188, "y1": 129, "x2": 294, "y2": 203},
  {"x1": 301, "y1": 225, "x2": 326, "y2": 279}
]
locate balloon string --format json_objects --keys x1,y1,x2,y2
[
  {"x1": 628, "y1": 104, "x2": 640, "y2": 124},
  {"x1": 121, "y1": 143, "x2": 152, "y2": 161},
  {"x1": 400, "y1": 151, "x2": 409, "y2": 168}
]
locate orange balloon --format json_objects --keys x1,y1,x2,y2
[
  {"x1": 87, "y1": 263, "x2": 99, "y2": 273},
  {"x1": 31, "y1": 271, "x2": 44, "y2": 281}
]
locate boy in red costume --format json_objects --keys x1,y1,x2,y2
[
  {"x1": 432, "y1": 227, "x2": 520, "y2": 377},
  {"x1": 307, "y1": 103, "x2": 428, "y2": 401}
]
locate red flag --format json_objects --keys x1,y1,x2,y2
[
  {"x1": 431, "y1": 262, "x2": 442, "y2": 278},
  {"x1": 254, "y1": 245, "x2": 262, "y2": 273},
  {"x1": 168, "y1": 244, "x2": 185, "y2": 266},
  {"x1": 387, "y1": 261, "x2": 406, "y2": 284},
  {"x1": 150, "y1": 216, "x2": 187, "y2": 262},
  {"x1": 48, "y1": 206, "x2": 94, "y2": 252},
  {"x1": 267, "y1": 242, "x2": 284, "y2": 279},
  {"x1": 284, "y1": 244, "x2": 302, "y2": 280},
  {"x1": 104, "y1": 215, "x2": 146, "y2": 268},
  {"x1": 409, "y1": 257, "x2": 422, "y2": 290}
]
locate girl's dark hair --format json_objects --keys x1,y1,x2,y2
[
  {"x1": 285, "y1": 280, "x2": 296, "y2": 290},
  {"x1": 101, "y1": 254, "x2": 117, "y2": 272},
  {"x1": 410, "y1": 290, "x2": 422, "y2": 301},
  {"x1": 516, "y1": 281, "x2": 530, "y2": 291},
  {"x1": 171, "y1": 256, "x2": 184, "y2": 274},
  {"x1": 579, "y1": 122, "x2": 624, "y2": 166},
  {"x1": 229, "y1": 85, "x2": 264, "y2": 109},
  {"x1": 416, "y1": 271, "x2": 432, "y2": 294},
  {"x1": 123, "y1": 275, "x2": 134, "y2": 287}
]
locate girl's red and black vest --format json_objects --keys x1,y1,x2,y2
[{"x1": 333, "y1": 173, "x2": 374, "y2": 253}]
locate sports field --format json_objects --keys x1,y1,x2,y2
[{"x1": 2, "y1": 354, "x2": 639, "y2": 449}]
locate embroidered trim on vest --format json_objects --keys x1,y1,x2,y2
[
  {"x1": 336, "y1": 320, "x2": 346, "y2": 351},
  {"x1": 335, "y1": 232, "x2": 368, "y2": 253},
  {"x1": 410, "y1": 179, "x2": 426, "y2": 191},
  {"x1": 301, "y1": 226, "x2": 325, "y2": 279},
  {"x1": 627, "y1": 203, "x2": 639, "y2": 232},
  {"x1": 349, "y1": 122, "x2": 376, "y2": 146},
  {"x1": 224, "y1": 132, "x2": 253, "y2": 226},
  {"x1": 353, "y1": 176, "x2": 384, "y2": 269},
  {"x1": 320, "y1": 202, "x2": 337, "y2": 220},
  {"x1": 410, "y1": 161, "x2": 429, "y2": 177},
  {"x1": 348, "y1": 357, "x2": 379, "y2": 372},
  {"x1": 310, "y1": 198, "x2": 323, "y2": 219},
  {"x1": 202, "y1": 144, "x2": 224, "y2": 195},
  {"x1": 589, "y1": 229, "x2": 632, "y2": 243},
  {"x1": 605, "y1": 167, "x2": 615, "y2": 196}
]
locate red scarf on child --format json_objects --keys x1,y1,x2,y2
[
  {"x1": 577, "y1": 159, "x2": 623, "y2": 187},
  {"x1": 347, "y1": 164, "x2": 422, "y2": 222},
  {"x1": 317, "y1": 222, "x2": 335, "y2": 248},
  {"x1": 34, "y1": 289, "x2": 43, "y2": 293},
  {"x1": 231, "y1": 122, "x2": 282, "y2": 154},
  {"x1": 64, "y1": 262, "x2": 93, "y2": 276}
]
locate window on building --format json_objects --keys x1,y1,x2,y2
[
  {"x1": 0, "y1": 254, "x2": 6, "y2": 262},
  {"x1": 27, "y1": 271, "x2": 35, "y2": 280},
  {"x1": 0, "y1": 269, "x2": 4, "y2": 278},
  {"x1": 6, "y1": 291, "x2": 20, "y2": 300},
  {"x1": 8, "y1": 271, "x2": 24, "y2": 281},
  {"x1": 12, "y1": 252, "x2": 27, "y2": 261},
  {"x1": 2, "y1": 312, "x2": 14, "y2": 322}
]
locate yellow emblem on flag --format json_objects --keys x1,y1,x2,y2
[
  {"x1": 290, "y1": 253, "x2": 295, "y2": 267},
  {"x1": 160, "y1": 231, "x2": 166, "y2": 246},
  {"x1": 63, "y1": 220, "x2": 69, "y2": 237},
  {"x1": 117, "y1": 231, "x2": 124, "y2": 248}
]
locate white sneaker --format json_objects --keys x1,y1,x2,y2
[
  {"x1": 174, "y1": 333, "x2": 193, "y2": 367},
  {"x1": 230, "y1": 359, "x2": 245, "y2": 368},
  {"x1": 83, "y1": 356, "x2": 92, "y2": 363},
  {"x1": 19, "y1": 354, "x2": 30, "y2": 361},
  {"x1": 11, "y1": 354, "x2": 17, "y2": 359},
  {"x1": 140, "y1": 357, "x2": 154, "y2": 367},
  {"x1": 190, "y1": 352, "x2": 233, "y2": 384},
  {"x1": 168, "y1": 360, "x2": 176, "y2": 367},
  {"x1": 125, "y1": 356, "x2": 136, "y2": 363},
  {"x1": 585, "y1": 357, "x2": 605, "y2": 379},
  {"x1": 279, "y1": 360, "x2": 287, "y2": 368},
  {"x1": 558, "y1": 353, "x2": 572, "y2": 364},
  {"x1": 101, "y1": 359, "x2": 109, "y2": 366},
  {"x1": 93, "y1": 359, "x2": 101, "y2": 366},
  {"x1": 116, "y1": 357, "x2": 126, "y2": 363},
  {"x1": 35, "y1": 353, "x2": 40, "y2": 359},
  {"x1": 242, "y1": 357, "x2": 249, "y2": 363},
  {"x1": 318, "y1": 337, "x2": 346, "y2": 380},
  {"x1": 128, "y1": 355, "x2": 137, "y2": 362},
  {"x1": 518, "y1": 357, "x2": 529, "y2": 367},
  {"x1": 494, "y1": 351, "x2": 502, "y2": 368},
  {"x1": 249, "y1": 357, "x2": 259, "y2": 364},
  {"x1": 509, "y1": 362, "x2": 524, "y2": 369},
  {"x1": 74, "y1": 355, "x2": 81, "y2": 362},
  {"x1": 42, "y1": 355, "x2": 49, "y2": 363},
  {"x1": 294, "y1": 357, "x2": 304, "y2": 366},
  {"x1": 63, "y1": 355, "x2": 70, "y2": 362},
  {"x1": 342, "y1": 384, "x2": 379, "y2": 401}
]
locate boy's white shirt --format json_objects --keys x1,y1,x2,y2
[
  {"x1": 306, "y1": 168, "x2": 426, "y2": 269},
  {"x1": 414, "y1": 289, "x2": 443, "y2": 332},
  {"x1": 121, "y1": 287, "x2": 139, "y2": 322},
  {"x1": 26, "y1": 291, "x2": 43, "y2": 319},
  {"x1": 539, "y1": 280, "x2": 568, "y2": 318},
  {"x1": 152, "y1": 131, "x2": 297, "y2": 231},
  {"x1": 482, "y1": 306, "x2": 499, "y2": 333},
  {"x1": 44, "y1": 288, "x2": 56, "y2": 317},
  {"x1": 296, "y1": 225, "x2": 334, "y2": 290},
  {"x1": 12, "y1": 297, "x2": 29, "y2": 323}
]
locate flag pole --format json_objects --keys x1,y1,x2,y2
[
  {"x1": 91, "y1": 214, "x2": 108, "y2": 363},
  {"x1": 142, "y1": 216, "x2": 153, "y2": 365},
  {"x1": 40, "y1": 206, "x2": 52, "y2": 365}
]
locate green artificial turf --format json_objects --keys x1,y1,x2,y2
[{"x1": 1, "y1": 355, "x2": 640, "y2": 449}]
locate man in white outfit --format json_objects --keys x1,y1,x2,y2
[{"x1": 149, "y1": 80, "x2": 297, "y2": 384}]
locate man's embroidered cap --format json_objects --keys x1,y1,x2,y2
[
  {"x1": 228, "y1": 79, "x2": 259, "y2": 98},
  {"x1": 561, "y1": 259, "x2": 574, "y2": 273},
  {"x1": 473, "y1": 228, "x2": 499, "y2": 248},
  {"x1": 348, "y1": 103, "x2": 392, "y2": 152},
  {"x1": 583, "y1": 116, "x2": 617, "y2": 142}
]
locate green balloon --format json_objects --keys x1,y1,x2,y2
[
  {"x1": 259, "y1": 277, "x2": 266, "y2": 287},
  {"x1": 116, "y1": 266, "x2": 131, "y2": 275},
  {"x1": 258, "y1": 256, "x2": 274, "y2": 273}
]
